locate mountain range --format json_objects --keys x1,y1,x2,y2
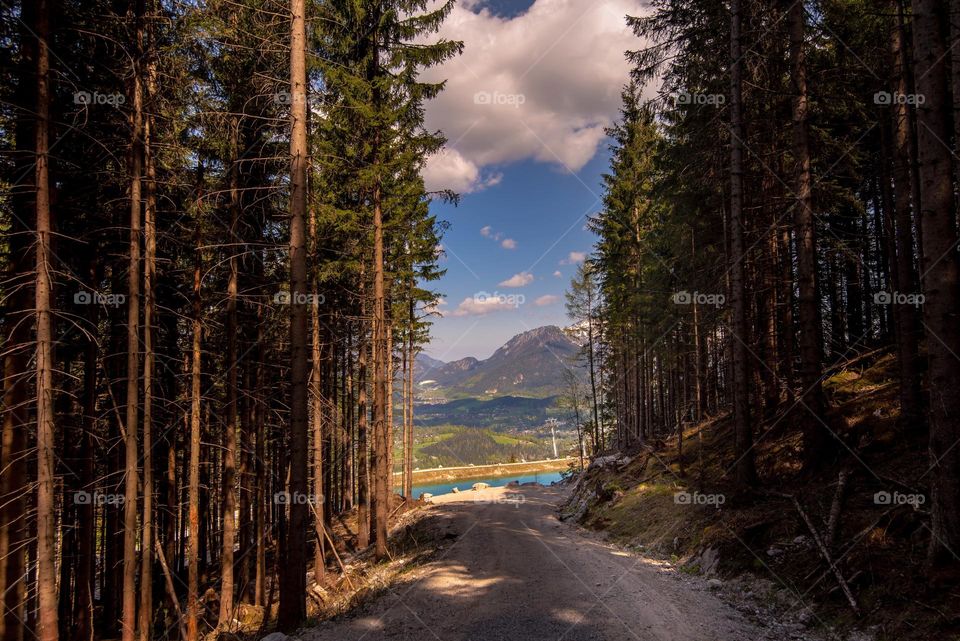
[{"x1": 415, "y1": 325, "x2": 583, "y2": 398}]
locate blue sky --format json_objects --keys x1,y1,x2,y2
[{"x1": 419, "y1": 0, "x2": 650, "y2": 360}]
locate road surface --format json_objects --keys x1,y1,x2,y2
[{"x1": 302, "y1": 485, "x2": 796, "y2": 641}]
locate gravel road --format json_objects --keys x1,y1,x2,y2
[{"x1": 301, "y1": 485, "x2": 788, "y2": 641}]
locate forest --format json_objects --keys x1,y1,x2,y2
[
  {"x1": 1, "y1": 0, "x2": 457, "y2": 639},
  {"x1": 568, "y1": 0, "x2": 960, "y2": 582},
  {"x1": 3, "y1": 0, "x2": 960, "y2": 640}
]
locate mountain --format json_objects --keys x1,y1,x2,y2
[{"x1": 416, "y1": 325, "x2": 583, "y2": 398}]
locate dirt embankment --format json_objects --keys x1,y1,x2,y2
[{"x1": 559, "y1": 352, "x2": 957, "y2": 641}]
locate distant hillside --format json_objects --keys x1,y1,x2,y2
[
  {"x1": 416, "y1": 325, "x2": 583, "y2": 398},
  {"x1": 414, "y1": 395, "x2": 561, "y2": 430}
]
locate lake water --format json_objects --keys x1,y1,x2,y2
[{"x1": 399, "y1": 470, "x2": 565, "y2": 498}]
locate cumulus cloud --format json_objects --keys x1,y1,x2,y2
[
  {"x1": 420, "y1": 0, "x2": 651, "y2": 193},
  {"x1": 498, "y1": 271, "x2": 534, "y2": 287},
  {"x1": 422, "y1": 148, "x2": 502, "y2": 194},
  {"x1": 535, "y1": 294, "x2": 561, "y2": 306},
  {"x1": 501, "y1": 238, "x2": 517, "y2": 249},
  {"x1": 561, "y1": 251, "x2": 587, "y2": 264},
  {"x1": 553, "y1": 270, "x2": 562, "y2": 277}
]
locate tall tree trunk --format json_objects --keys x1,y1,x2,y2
[
  {"x1": 911, "y1": 0, "x2": 960, "y2": 565},
  {"x1": 139, "y1": 53, "x2": 157, "y2": 641},
  {"x1": 356, "y1": 294, "x2": 370, "y2": 548},
  {"x1": 370, "y1": 33, "x2": 390, "y2": 558},
  {"x1": 1, "y1": 2, "x2": 39, "y2": 637},
  {"x1": 218, "y1": 118, "x2": 241, "y2": 630},
  {"x1": 586, "y1": 284, "x2": 601, "y2": 452},
  {"x1": 121, "y1": 2, "x2": 145, "y2": 639},
  {"x1": 186, "y1": 168, "x2": 204, "y2": 641},
  {"x1": 34, "y1": 0, "x2": 58, "y2": 637},
  {"x1": 729, "y1": 0, "x2": 757, "y2": 486},
  {"x1": 889, "y1": 1, "x2": 922, "y2": 426},
  {"x1": 254, "y1": 303, "x2": 267, "y2": 607},
  {"x1": 279, "y1": 0, "x2": 309, "y2": 626},
  {"x1": 310, "y1": 210, "x2": 325, "y2": 583},
  {"x1": 404, "y1": 296, "x2": 415, "y2": 498},
  {"x1": 786, "y1": 0, "x2": 829, "y2": 468}
]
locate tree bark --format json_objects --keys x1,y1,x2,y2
[
  {"x1": 729, "y1": 0, "x2": 757, "y2": 486},
  {"x1": 911, "y1": 0, "x2": 960, "y2": 565},
  {"x1": 888, "y1": 0, "x2": 922, "y2": 426},
  {"x1": 279, "y1": 0, "x2": 309, "y2": 626},
  {"x1": 34, "y1": 0, "x2": 58, "y2": 637},
  {"x1": 139, "y1": 50, "x2": 158, "y2": 641},
  {"x1": 218, "y1": 116, "x2": 241, "y2": 630},
  {"x1": 786, "y1": 0, "x2": 829, "y2": 468},
  {"x1": 186, "y1": 166, "x2": 205, "y2": 641}
]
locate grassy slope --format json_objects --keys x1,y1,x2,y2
[{"x1": 564, "y1": 351, "x2": 958, "y2": 641}]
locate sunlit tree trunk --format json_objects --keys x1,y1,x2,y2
[
  {"x1": 279, "y1": 0, "x2": 309, "y2": 626},
  {"x1": 34, "y1": 0, "x2": 58, "y2": 637},
  {"x1": 139, "y1": 53, "x2": 158, "y2": 641}
]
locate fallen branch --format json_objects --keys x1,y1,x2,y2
[
  {"x1": 154, "y1": 537, "x2": 187, "y2": 641},
  {"x1": 307, "y1": 499, "x2": 356, "y2": 591},
  {"x1": 789, "y1": 494, "x2": 861, "y2": 616}
]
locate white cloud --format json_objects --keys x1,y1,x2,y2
[
  {"x1": 553, "y1": 270, "x2": 562, "y2": 277},
  {"x1": 498, "y1": 271, "x2": 534, "y2": 287},
  {"x1": 420, "y1": 0, "x2": 651, "y2": 193},
  {"x1": 501, "y1": 238, "x2": 517, "y2": 249},
  {"x1": 561, "y1": 251, "x2": 587, "y2": 265},
  {"x1": 422, "y1": 148, "x2": 503, "y2": 194},
  {"x1": 535, "y1": 294, "x2": 561, "y2": 306},
  {"x1": 480, "y1": 225, "x2": 494, "y2": 238}
]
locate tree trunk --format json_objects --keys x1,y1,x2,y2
[
  {"x1": 357, "y1": 285, "x2": 370, "y2": 549},
  {"x1": 786, "y1": 0, "x2": 829, "y2": 468},
  {"x1": 187, "y1": 167, "x2": 205, "y2": 641},
  {"x1": 218, "y1": 117, "x2": 241, "y2": 630},
  {"x1": 34, "y1": 0, "x2": 58, "y2": 636},
  {"x1": 729, "y1": 0, "x2": 757, "y2": 486},
  {"x1": 889, "y1": 1, "x2": 922, "y2": 426},
  {"x1": 310, "y1": 210, "x2": 325, "y2": 583},
  {"x1": 911, "y1": 0, "x2": 960, "y2": 565},
  {"x1": 139, "y1": 52, "x2": 157, "y2": 641},
  {"x1": 279, "y1": 0, "x2": 309, "y2": 626}
]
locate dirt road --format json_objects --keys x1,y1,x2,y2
[{"x1": 302, "y1": 485, "x2": 793, "y2": 641}]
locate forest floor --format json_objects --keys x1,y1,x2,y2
[
  {"x1": 560, "y1": 350, "x2": 959, "y2": 641},
  {"x1": 298, "y1": 484, "x2": 809, "y2": 641}
]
